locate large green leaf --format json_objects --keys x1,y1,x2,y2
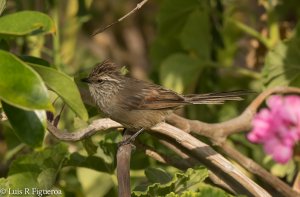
[
  {"x1": 0, "y1": 11, "x2": 55, "y2": 37},
  {"x1": 30, "y1": 64, "x2": 88, "y2": 120},
  {"x1": 157, "y1": 0, "x2": 202, "y2": 37},
  {"x1": 2, "y1": 101, "x2": 46, "y2": 148},
  {"x1": 179, "y1": 8, "x2": 211, "y2": 60},
  {"x1": 151, "y1": 0, "x2": 205, "y2": 66},
  {"x1": 262, "y1": 39, "x2": 300, "y2": 88},
  {"x1": 132, "y1": 166, "x2": 209, "y2": 197},
  {"x1": 160, "y1": 54, "x2": 202, "y2": 93},
  {"x1": 0, "y1": 50, "x2": 52, "y2": 110},
  {"x1": 7, "y1": 144, "x2": 67, "y2": 190}
]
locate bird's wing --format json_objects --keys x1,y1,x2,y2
[{"x1": 119, "y1": 78, "x2": 186, "y2": 110}]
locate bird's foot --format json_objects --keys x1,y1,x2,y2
[{"x1": 118, "y1": 128, "x2": 144, "y2": 148}]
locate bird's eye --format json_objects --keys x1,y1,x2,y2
[{"x1": 97, "y1": 79, "x2": 103, "y2": 83}]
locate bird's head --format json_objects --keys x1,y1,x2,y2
[{"x1": 81, "y1": 60, "x2": 124, "y2": 85}]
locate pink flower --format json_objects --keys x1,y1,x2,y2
[{"x1": 247, "y1": 95, "x2": 300, "y2": 164}]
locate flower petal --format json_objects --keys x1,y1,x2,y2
[{"x1": 272, "y1": 144, "x2": 293, "y2": 164}]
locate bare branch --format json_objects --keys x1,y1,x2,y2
[
  {"x1": 46, "y1": 119, "x2": 121, "y2": 141},
  {"x1": 92, "y1": 0, "x2": 149, "y2": 36},
  {"x1": 168, "y1": 86, "x2": 300, "y2": 143},
  {"x1": 137, "y1": 141, "x2": 237, "y2": 194},
  {"x1": 166, "y1": 86, "x2": 300, "y2": 197},
  {"x1": 135, "y1": 141, "x2": 190, "y2": 170},
  {"x1": 156, "y1": 136, "x2": 198, "y2": 166},
  {"x1": 151, "y1": 123, "x2": 271, "y2": 197},
  {"x1": 117, "y1": 130, "x2": 133, "y2": 197},
  {"x1": 47, "y1": 120, "x2": 270, "y2": 195}
]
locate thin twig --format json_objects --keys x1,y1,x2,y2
[
  {"x1": 156, "y1": 136, "x2": 198, "y2": 166},
  {"x1": 53, "y1": 103, "x2": 66, "y2": 127},
  {"x1": 92, "y1": 0, "x2": 149, "y2": 36},
  {"x1": 135, "y1": 141, "x2": 190, "y2": 170}
]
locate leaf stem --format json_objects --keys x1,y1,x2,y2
[
  {"x1": 229, "y1": 18, "x2": 272, "y2": 49},
  {"x1": 52, "y1": 3, "x2": 61, "y2": 71}
]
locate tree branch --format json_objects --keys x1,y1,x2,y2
[
  {"x1": 166, "y1": 86, "x2": 300, "y2": 197},
  {"x1": 151, "y1": 123, "x2": 270, "y2": 196},
  {"x1": 167, "y1": 86, "x2": 300, "y2": 143},
  {"x1": 136, "y1": 141, "x2": 237, "y2": 194},
  {"x1": 46, "y1": 118, "x2": 121, "y2": 141},
  {"x1": 117, "y1": 129, "x2": 133, "y2": 197},
  {"x1": 47, "y1": 120, "x2": 270, "y2": 196}
]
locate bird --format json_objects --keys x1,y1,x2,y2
[{"x1": 81, "y1": 60, "x2": 251, "y2": 144}]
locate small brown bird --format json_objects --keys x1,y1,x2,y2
[{"x1": 82, "y1": 60, "x2": 250, "y2": 143}]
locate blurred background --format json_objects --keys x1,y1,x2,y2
[
  {"x1": 4, "y1": 0, "x2": 271, "y2": 122},
  {"x1": 1, "y1": 0, "x2": 300, "y2": 196}
]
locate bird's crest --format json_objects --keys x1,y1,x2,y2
[{"x1": 89, "y1": 60, "x2": 124, "y2": 77}]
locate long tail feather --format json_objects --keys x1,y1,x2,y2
[{"x1": 184, "y1": 90, "x2": 255, "y2": 105}]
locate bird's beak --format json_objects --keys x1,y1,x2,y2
[{"x1": 81, "y1": 78, "x2": 90, "y2": 83}]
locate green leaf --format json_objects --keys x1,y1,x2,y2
[
  {"x1": 7, "y1": 144, "x2": 68, "y2": 189},
  {"x1": 66, "y1": 152, "x2": 115, "y2": 173},
  {"x1": 30, "y1": 63, "x2": 88, "y2": 120},
  {"x1": 83, "y1": 138, "x2": 98, "y2": 156},
  {"x1": 0, "y1": 11, "x2": 55, "y2": 37},
  {"x1": 0, "y1": 50, "x2": 52, "y2": 110},
  {"x1": 132, "y1": 166, "x2": 209, "y2": 197},
  {"x1": 262, "y1": 39, "x2": 300, "y2": 88},
  {"x1": 20, "y1": 55, "x2": 51, "y2": 67},
  {"x1": 194, "y1": 183, "x2": 233, "y2": 197},
  {"x1": 150, "y1": 0, "x2": 205, "y2": 66},
  {"x1": 270, "y1": 160, "x2": 296, "y2": 182},
  {"x1": 166, "y1": 189, "x2": 233, "y2": 197},
  {"x1": 179, "y1": 9, "x2": 211, "y2": 60},
  {"x1": 1, "y1": 122, "x2": 22, "y2": 150},
  {"x1": 160, "y1": 54, "x2": 202, "y2": 93},
  {"x1": 145, "y1": 168, "x2": 172, "y2": 184},
  {"x1": 150, "y1": 37, "x2": 183, "y2": 67},
  {"x1": 78, "y1": 168, "x2": 114, "y2": 196},
  {"x1": 0, "y1": 179, "x2": 11, "y2": 197},
  {"x1": 2, "y1": 101, "x2": 46, "y2": 148},
  {"x1": 157, "y1": 0, "x2": 201, "y2": 37},
  {"x1": 0, "y1": 0, "x2": 6, "y2": 16},
  {"x1": 77, "y1": 168, "x2": 114, "y2": 197}
]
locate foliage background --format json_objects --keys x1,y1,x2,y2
[{"x1": 0, "y1": 0, "x2": 300, "y2": 196}]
